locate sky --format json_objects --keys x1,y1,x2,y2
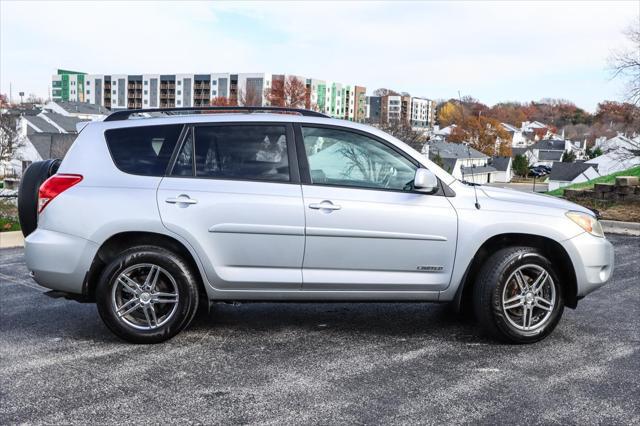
[{"x1": 1, "y1": 0, "x2": 638, "y2": 112}]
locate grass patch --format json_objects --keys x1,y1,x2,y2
[
  {"x1": 0, "y1": 217, "x2": 20, "y2": 232},
  {"x1": 0, "y1": 198, "x2": 19, "y2": 232},
  {"x1": 546, "y1": 166, "x2": 640, "y2": 197}
]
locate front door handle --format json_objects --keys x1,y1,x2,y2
[
  {"x1": 309, "y1": 201, "x2": 341, "y2": 211},
  {"x1": 165, "y1": 195, "x2": 198, "y2": 205}
]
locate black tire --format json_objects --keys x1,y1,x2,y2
[
  {"x1": 96, "y1": 246, "x2": 200, "y2": 344},
  {"x1": 473, "y1": 246, "x2": 564, "y2": 344},
  {"x1": 18, "y1": 159, "x2": 61, "y2": 237}
]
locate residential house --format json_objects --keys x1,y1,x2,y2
[
  {"x1": 501, "y1": 123, "x2": 527, "y2": 147},
  {"x1": 427, "y1": 140, "x2": 496, "y2": 183},
  {"x1": 7, "y1": 109, "x2": 82, "y2": 176},
  {"x1": 43, "y1": 101, "x2": 108, "y2": 121},
  {"x1": 547, "y1": 162, "x2": 600, "y2": 191},
  {"x1": 490, "y1": 156, "x2": 513, "y2": 183},
  {"x1": 586, "y1": 147, "x2": 640, "y2": 175},
  {"x1": 521, "y1": 121, "x2": 550, "y2": 142},
  {"x1": 595, "y1": 134, "x2": 640, "y2": 153}
]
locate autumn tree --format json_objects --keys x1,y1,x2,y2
[
  {"x1": 436, "y1": 101, "x2": 461, "y2": 127},
  {"x1": 265, "y1": 76, "x2": 307, "y2": 108},
  {"x1": 487, "y1": 102, "x2": 527, "y2": 126},
  {"x1": 609, "y1": 22, "x2": 640, "y2": 105},
  {"x1": 448, "y1": 115, "x2": 512, "y2": 156},
  {"x1": 210, "y1": 96, "x2": 235, "y2": 106}
]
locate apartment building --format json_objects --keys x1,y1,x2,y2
[
  {"x1": 58, "y1": 71, "x2": 363, "y2": 120},
  {"x1": 366, "y1": 95, "x2": 435, "y2": 129},
  {"x1": 410, "y1": 97, "x2": 436, "y2": 129},
  {"x1": 51, "y1": 69, "x2": 87, "y2": 102}
]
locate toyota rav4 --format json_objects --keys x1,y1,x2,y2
[{"x1": 19, "y1": 107, "x2": 614, "y2": 344}]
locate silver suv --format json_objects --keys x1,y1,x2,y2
[{"x1": 20, "y1": 107, "x2": 614, "y2": 344}]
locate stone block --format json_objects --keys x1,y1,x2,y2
[
  {"x1": 615, "y1": 176, "x2": 639, "y2": 187},
  {"x1": 594, "y1": 183, "x2": 614, "y2": 193}
]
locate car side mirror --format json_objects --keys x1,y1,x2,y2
[{"x1": 414, "y1": 168, "x2": 438, "y2": 193}]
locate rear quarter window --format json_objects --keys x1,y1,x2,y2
[{"x1": 105, "y1": 124, "x2": 183, "y2": 176}]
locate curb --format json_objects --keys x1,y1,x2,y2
[
  {"x1": 601, "y1": 220, "x2": 640, "y2": 237},
  {"x1": 0, "y1": 231, "x2": 24, "y2": 249}
]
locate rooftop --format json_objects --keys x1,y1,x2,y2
[
  {"x1": 531, "y1": 139, "x2": 565, "y2": 151},
  {"x1": 549, "y1": 162, "x2": 596, "y2": 182},
  {"x1": 47, "y1": 101, "x2": 110, "y2": 116},
  {"x1": 538, "y1": 150, "x2": 564, "y2": 161},
  {"x1": 428, "y1": 140, "x2": 487, "y2": 159},
  {"x1": 490, "y1": 156, "x2": 512, "y2": 171}
]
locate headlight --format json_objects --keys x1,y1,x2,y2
[{"x1": 566, "y1": 211, "x2": 604, "y2": 238}]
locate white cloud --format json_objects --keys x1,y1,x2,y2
[{"x1": 1, "y1": 0, "x2": 637, "y2": 110}]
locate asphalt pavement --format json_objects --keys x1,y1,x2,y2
[{"x1": 1, "y1": 235, "x2": 638, "y2": 424}]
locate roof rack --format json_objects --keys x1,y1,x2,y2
[{"x1": 103, "y1": 106, "x2": 330, "y2": 122}]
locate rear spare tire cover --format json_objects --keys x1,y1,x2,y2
[{"x1": 18, "y1": 159, "x2": 61, "y2": 237}]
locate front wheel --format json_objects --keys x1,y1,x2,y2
[
  {"x1": 473, "y1": 247, "x2": 564, "y2": 344},
  {"x1": 96, "y1": 246, "x2": 200, "y2": 343}
]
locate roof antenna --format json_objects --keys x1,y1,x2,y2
[{"x1": 457, "y1": 90, "x2": 481, "y2": 210}]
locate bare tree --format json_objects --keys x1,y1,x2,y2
[
  {"x1": 609, "y1": 22, "x2": 640, "y2": 105},
  {"x1": 373, "y1": 88, "x2": 399, "y2": 97},
  {"x1": 0, "y1": 114, "x2": 24, "y2": 162},
  {"x1": 26, "y1": 93, "x2": 44, "y2": 105},
  {"x1": 378, "y1": 120, "x2": 429, "y2": 151},
  {"x1": 239, "y1": 86, "x2": 262, "y2": 107}
]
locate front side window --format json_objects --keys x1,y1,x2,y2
[
  {"x1": 172, "y1": 125, "x2": 289, "y2": 182},
  {"x1": 105, "y1": 125, "x2": 183, "y2": 176},
  {"x1": 302, "y1": 126, "x2": 416, "y2": 191}
]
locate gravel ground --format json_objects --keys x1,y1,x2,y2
[{"x1": 1, "y1": 235, "x2": 638, "y2": 424}]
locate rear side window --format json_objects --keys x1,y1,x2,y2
[
  {"x1": 105, "y1": 125, "x2": 183, "y2": 176},
  {"x1": 171, "y1": 125, "x2": 290, "y2": 182}
]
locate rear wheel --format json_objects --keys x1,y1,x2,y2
[
  {"x1": 96, "y1": 246, "x2": 200, "y2": 344},
  {"x1": 473, "y1": 247, "x2": 564, "y2": 344},
  {"x1": 18, "y1": 159, "x2": 61, "y2": 237}
]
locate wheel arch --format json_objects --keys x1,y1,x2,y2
[
  {"x1": 82, "y1": 231, "x2": 207, "y2": 302},
  {"x1": 453, "y1": 233, "x2": 578, "y2": 314}
]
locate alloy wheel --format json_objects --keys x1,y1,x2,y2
[
  {"x1": 111, "y1": 263, "x2": 179, "y2": 330},
  {"x1": 501, "y1": 264, "x2": 556, "y2": 332}
]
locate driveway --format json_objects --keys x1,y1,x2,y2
[{"x1": 1, "y1": 235, "x2": 638, "y2": 424}]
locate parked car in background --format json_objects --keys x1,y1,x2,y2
[{"x1": 19, "y1": 107, "x2": 614, "y2": 344}]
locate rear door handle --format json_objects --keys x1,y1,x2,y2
[
  {"x1": 309, "y1": 201, "x2": 341, "y2": 211},
  {"x1": 165, "y1": 195, "x2": 198, "y2": 205}
]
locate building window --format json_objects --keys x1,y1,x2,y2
[
  {"x1": 144, "y1": 81, "x2": 148, "y2": 86},
  {"x1": 177, "y1": 81, "x2": 181, "y2": 86},
  {"x1": 87, "y1": 90, "x2": 90, "y2": 94},
  {"x1": 144, "y1": 90, "x2": 148, "y2": 95},
  {"x1": 177, "y1": 100, "x2": 181, "y2": 105},
  {"x1": 177, "y1": 90, "x2": 181, "y2": 95},
  {"x1": 144, "y1": 99, "x2": 148, "y2": 105},
  {"x1": 212, "y1": 90, "x2": 217, "y2": 96},
  {"x1": 86, "y1": 81, "x2": 90, "y2": 86},
  {"x1": 212, "y1": 81, "x2": 217, "y2": 86},
  {"x1": 113, "y1": 90, "x2": 116, "y2": 95}
]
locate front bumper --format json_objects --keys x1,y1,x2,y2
[
  {"x1": 25, "y1": 229, "x2": 99, "y2": 295},
  {"x1": 562, "y1": 232, "x2": 615, "y2": 298}
]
